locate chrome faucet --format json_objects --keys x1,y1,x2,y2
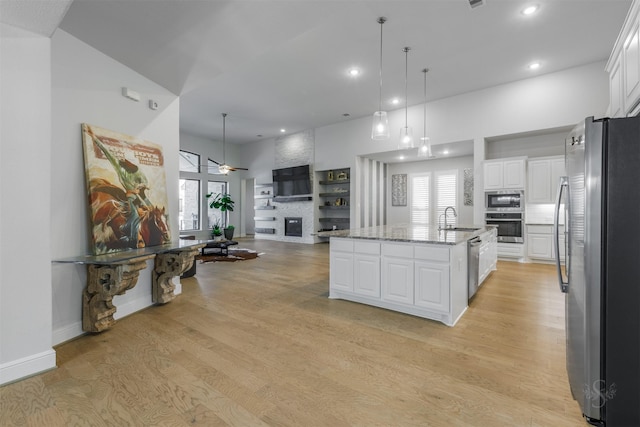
[{"x1": 439, "y1": 206, "x2": 458, "y2": 230}]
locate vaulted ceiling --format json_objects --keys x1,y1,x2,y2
[{"x1": 2, "y1": 0, "x2": 632, "y2": 144}]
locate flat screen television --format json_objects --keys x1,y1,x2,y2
[{"x1": 272, "y1": 165, "x2": 311, "y2": 197}]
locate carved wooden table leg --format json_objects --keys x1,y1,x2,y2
[
  {"x1": 82, "y1": 255, "x2": 154, "y2": 333},
  {"x1": 153, "y1": 245, "x2": 203, "y2": 304}
]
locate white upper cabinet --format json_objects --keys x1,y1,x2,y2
[
  {"x1": 610, "y1": 54, "x2": 624, "y2": 118},
  {"x1": 527, "y1": 156, "x2": 565, "y2": 204},
  {"x1": 624, "y1": 20, "x2": 640, "y2": 113},
  {"x1": 483, "y1": 158, "x2": 526, "y2": 190},
  {"x1": 607, "y1": 0, "x2": 640, "y2": 116}
]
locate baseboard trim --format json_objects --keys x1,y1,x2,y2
[
  {"x1": 0, "y1": 349, "x2": 57, "y2": 386},
  {"x1": 53, "y1": 322, "x2": 84, "y2": 346}
]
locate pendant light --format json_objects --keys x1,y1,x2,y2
[
  {"x1": 219, "y1": 113, "x2": 230, "y2": 175},
  {"x1": 371, "y1": 17, "x2": 389, "y2": 140},
  {"x1": 417, "y1": 68, "x2": 433, "y2": 158},
  {"x1": 399, "y1": 47, "x2": 414, "y2": 149}
]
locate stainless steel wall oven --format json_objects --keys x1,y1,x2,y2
[{"x1": 485, "y1": 212, "x2": 524, "y2": 243}]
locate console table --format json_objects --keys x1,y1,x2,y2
[{"x1": 53, "y1": 240, "x2": 206, "y2": 333}]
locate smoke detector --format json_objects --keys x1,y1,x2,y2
[{"x1": 468, "y1": 0, "x2": 485, "y2": 9}]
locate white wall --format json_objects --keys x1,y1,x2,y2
[
  {"x1": 50, "y1": 29, "x2": 180, "y2": 346},
  {"x1": 0, "y1": 24, "x2": 56, "y2": 384}
]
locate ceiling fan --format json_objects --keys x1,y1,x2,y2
[{"x1": 207, "y1": 113, "x2": 248, "y2": 174}]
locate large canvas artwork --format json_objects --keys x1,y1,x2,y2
[{"x1": 82, "y1": 123, "x2": 171, "y2": 255}]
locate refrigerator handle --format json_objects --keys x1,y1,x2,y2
[{"x1": 554, "y1": 176, "x2": 569, "y2": 293}]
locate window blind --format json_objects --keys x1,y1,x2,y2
[
  {"x1": 436, "y1": 170, "x2": 458, "y2": 227},
  {"x1": 411, "y1": 174, "x2": 430, "y2": 223}
]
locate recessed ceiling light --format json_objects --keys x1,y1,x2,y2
[
  {"x1": 391, "y1": 98, "x2": 400, "y2": 105},
  {"x1": 528, "y1": 62, "x2": 541, "y2": 70},
  {"x1": 442, "y1": 150, "x2": 449, "y2": 155},
  {"x1": 398, "y1": 155, "x2": 405, "y2": 160},
  {"x1": 348, "y1": 68, "x2": 360, "y2": 77},
  {"x1": 280, "y1": 128, "x2": 286, "y2": 133},
  {"x1": 522, "y1": 5, "x2": 539, "y2": 15}
]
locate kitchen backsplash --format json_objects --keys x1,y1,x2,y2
[{"x1": 525, "y1": 203, "x2": 565, "y2": 224}]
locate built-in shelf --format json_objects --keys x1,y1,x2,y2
[
  {"x1": 255, "y1": 228, "x2": 276, "y2": 234},
  {"x1": 317, "y1": 168, "x2": 351, "y2": 232},
  {"x1": 273, "y1": 196, "x2": 312, "y2": 202},
  {"x1": 254, "y1": 194, "x2": 272, "y2": 199},
  {"x1": 319, "y1": 179, "x2": 350, "y2": 185},
  {"x1": 254, "y1": 217, "x2": 276, "y2": 221},
  {"x1": 255, "y1": 206, "x2": 275, "y2": 210},
  {"x1": 319, "y1": 206, "x2": 349, "y2": 210},
  {"x1": 319, "y1": 191, "x2": 350, "y2": 197}
]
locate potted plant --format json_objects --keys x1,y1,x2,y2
[
  {"x1": 207, "y1": 192, "x2": 235, "y2": 240},
  {"x1": 223, "y1": 224, "x2": 235, "y2": 241},
  {"x1": 211, "y1": 219, "x2": 223, "y2": 240}
]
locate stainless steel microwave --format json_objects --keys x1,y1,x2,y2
[{"x1": 485, "y1": 190, "x2": 523, "y2": 211}]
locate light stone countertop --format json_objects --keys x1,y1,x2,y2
[{"x1": 318, "y1": 223, "x2": 496, "y2": 245}]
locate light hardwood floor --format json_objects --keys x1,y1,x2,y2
[{"x1": 1, "y1": 239, "x2": 585, "y2": 426}]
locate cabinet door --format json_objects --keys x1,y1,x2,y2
[
  {"x1": 624, "y1": 20, "x2": 640, "y2": 113},
  {"x1": 353, "y1": 254, "x2": 380, "y2": 297},
  {"x1": 527, "y1": 234, "x2": 552, "y2": 259},
  {"x1": 483, "y1": 162, "x2": 503, "y2": 190},
  {"x1": 414, "y1": 261, "x2": 450, "y2": 313},
  {"x1": 610, "y1": 54, "x2": 625, "y2": 118},
  {"x1": 381, "y1": 257, "x2": 414, "y2": 305},
  {"x1": 330, "y1": 251, "x2": 353, "y2": 292},
  {"x1": 527, "y1": 159, "x2": 551, "y2": 203},
  {"x1": 502, "y1": 159, "x2": 525, "y2": 189}
]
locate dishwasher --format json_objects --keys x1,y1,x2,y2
[{"x1": 468, "y1": 237, "x2": 481, "y2": 301}]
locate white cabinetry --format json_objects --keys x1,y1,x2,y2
[
  {"x1": 610, "y1": 54, "x2": 625, "y2": 118},
  {"x1": 353, "y1": 241, "x2": 380, "y2": 298},
  {"x1": 414, "y1": 244, "x2": 451, "y2": 313},
  {"x1": 624, "y1": 19, "x2": 640, "y2": 113},
  {"x1": 483, "y1": 158, "x2": 526, "y2": 190},
  {"x1": 607, "y1": 0, "x2": 640, "y2": 117},
  {"x1": 478, "y1": 228, "x2": 497, "y2": 285},
  {"x1": 330, "y1": 239, "x2": 353, "y2": 292},
  {"x1": 329, "y1": 237, "x2": 468, "y2": 326},
  {"x1": 414, "y1": 261, "x2": 449, "y2": 313},
  {"x1": 526, "y1": 224, "x2": 565, "y2": 263},
  {"x1": 381, "y1": 243, "x2": 414, "y2": 304},
  {"x1": 527, "y1": 156, "x2": 565, "y2": 203}
]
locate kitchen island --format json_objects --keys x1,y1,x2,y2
[{"x1": 319, "y1": 224, "x2": 497, "y2": 326}]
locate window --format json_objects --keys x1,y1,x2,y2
[
  {"x1": 410, "y1": 170, "x2": 458, "y2": 226},
  {"x1": 207, "y1": 181, "x2": 228, "y2": 228},
  {"x1": 179, "y1": 178, "x2": 200, "y2": 231},
  {"x1": 179, "y1": 150, "x2": 200, "y2": 173},
  {"x1": 411, "y1": 174, "x2": 430, "y2": 224},
  {"x1": 179, "y1": 149, "x2": 230, "y2": 233},
  {"x1": 435, "y1": 170, "x2": 458, "y2": 227}
]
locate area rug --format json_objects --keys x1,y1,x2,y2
[{"x1": 198, "y1": 248, "x2": 260, "y2": 263}]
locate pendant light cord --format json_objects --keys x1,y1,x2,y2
[
  {"x1": 222, "y1": 113, "x2": 227, "y2": 164},
  {"x1": 403, "y1": 47, "x2": 410, "y2": 127},
  {"x1": 423, "y1": 68, "x2": 428, "y2": 139},
  {"x1": 377, "y1": 17, "x2": 386, "y2": 113}
]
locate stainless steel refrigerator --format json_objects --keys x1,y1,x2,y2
[{"x1": 555, "y1": 116, "x2": 640, "y2": 426}]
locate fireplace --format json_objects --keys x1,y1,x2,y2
[{"x1": 284, "y1": 217, "x2": 303, "y2": 237}]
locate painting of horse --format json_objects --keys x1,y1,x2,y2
[{"x1": 82, "y1": 124, "x2": 171, "y2": 255}]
